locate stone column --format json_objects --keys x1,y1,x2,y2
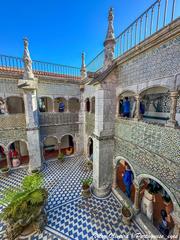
[
  {"x1": 80, "y1": 52, "x2": 87, "y2": 80},
  {"x1": 171, "y1": 212, "x2": 180, "y2": 240},
  {"x1": 18, "y1": 38, "x2": 42, "y2": 172},
  {"x1": 4, "y1": 150, "x2": 11, "y2": 169},
  {"x1": 58, "y1": 141, "x2": 61, "y2": 155},
  {"x1": 92, "y1": 82, "x2": 116, "y2": 198},
  {"x1": 112, "y1": 164, "x2": 117, "y2": 189},
  {"x1": 78, "y1": 92, "x2": 85, "y2": 154},
  {"x1": 52, "y1": 99, "x2": 55, "y2": 112},
  {"x1": 134, "y1": 94, "x2": 141, "y2": 121},
  {"x1": 133, "y1": 181, "x2": 140, "y2": 214},
  {"x1": 115, "y1": 96, "x2": 120, "y2": 118},
  {"x1": 66, "y1": 98, "x2": 69, "y2": 113},
  {"x1": 23, "y1": 89, "x2": 42, "y2": 172},
  {"x1": 166, "y1": 91, "x2": 178, "y2": 128}
]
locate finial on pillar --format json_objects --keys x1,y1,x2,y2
[
  {"x1": 23, "y1": 37, "x2": 34, "y2": 80},
  {"x1": 103, "y1": 7, "x2": 116, "y2": 70},
  {"x1": 80, "y1": 52, "x2": 87, "y2": 79}
]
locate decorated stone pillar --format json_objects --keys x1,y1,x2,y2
[
  {"x1": 80, "y1": 52, "x2": 87, "y2": 80},
  {"x1": 103, "y1": 8, "x2": 116, "y2": 70},
  {"x1": 78, "y1": 92, "x2": 86, "y2": 154},
  {"x1": 171, "y1": 212, "x2": 180, "y2": 240},
  {"x1": 166, "y1": 91, "x2": 178, "y2": 128},
  {"x1": 134, "y1": 94, "x2": 141, "y2": 120},
  {"x1": 92, "y1": 79, "x2": 116, "y2": 198},
  {"x1": 52, "y1": 99, "x2": 55, "y2": 113},
  {"x1": 133, "y1": 180, "x2": 140, "y2": 214},
  {"x1": 66, "y1": 98, "x2": 69, "y2": 113},
  {"x1": 58, "y1": 141, "x2": 61, "y2": 155},
  {"x1": 18, "y1": 38, "x2": 42, "y2": 172}
]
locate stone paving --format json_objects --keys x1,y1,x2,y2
[{"x1": 0, "y1": 155, "x2": 144, "y2": 240}]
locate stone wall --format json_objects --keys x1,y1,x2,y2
[
  {"x1": 0, "y1": 78, "x2": 23, "y2": 97},
  {"x1": 114, "y1": 118, "x2": 180, "y2": 203},
  {"x1": 0, "y1": 129, "x2": 27, "y2": 147},
  {"x1": 0, "y1": 114, "x2": 26, "y2": 129},
  {"x1": 116, "y1": 36, "x2": 180, "y2": 93},
  {"x1": 85, "y1": 113, "x2": 95, "y2": 136},
  {"x1": 40, "y1": 124, "x2": 79, "y2": 142},
  {"x1": 39, "y1": 112, "x2": 79, "y2": 126},
  {"x1": 38, "y1": 80, "x2": 80, "y2": 98}
]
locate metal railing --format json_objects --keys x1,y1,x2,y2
[
  {"x1": 86, "y1": 50, "x2": 104, "y2": 73},
  {"x1": 0, "y1": 55, "x2": 81, "y2": 80},
  {"x1": 87, "y1": 0, "x2": 179, "y2": 72}
]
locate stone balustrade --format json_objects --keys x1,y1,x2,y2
[
  {"x1": 0, "y1": 113, "x2": 26, "y2": 129},
  {"x1": 39, "y1": 112, "x2": 79, "y2": 126}
]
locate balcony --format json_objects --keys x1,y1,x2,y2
[
  {"x1": 0, "y1": 114, "x2": 26, "y2": 129},
  {"x1": 39, "y1": 112, "x2": 79, "y2": 126}
]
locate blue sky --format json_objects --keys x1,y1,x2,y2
[{"x1": 0, "y1": 0, "x2": 179, "y2": 67}]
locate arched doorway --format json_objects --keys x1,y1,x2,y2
[
  {"x1": 54, "y1": 97, "x2": 67, "y2": 112},
  {"x1": 43, "y1": 136, "x2": 59, "y2": 160},
  {"x1": 85, "y1": 98, "x2": 90, "y2": 112},
  {"x1": 0, "y1": 98, "x2": 7, "y2": 114},
  {"x1": 60, "y1": 135, "x2": 74, "y2": 156},
  {"x1": 140, "y1": 86, "x2": 170, "y2": 124},
  {"x1": 139, "y1": 177, "x2": 174, "y2": 237},
  {"x1": 8, "y1": 140, "x2": 29, "y2": 168},
  {"x1": 39, "y1": 97, "x2": 53, "y2": 112},
  {"x1": 68, "y1": 98, "x2": 80, "y2": 113},
  {"x1": 118, "y1": 91, "x2": 136, "y2": 118},
  {"x1": 0, "y1": 146, "x2": 7, "y2": 169},
  {"x1": 88, "y1": 137, "x2": 93, "y2": 160},
  {"x1": 91, "y1": 97, "x2": 95, "y2": 114},
  {"x1": 6, "y1": 96, "x2": 25, "y2": 114},
  {"x1": 116, "y1": 160, "x2": 135, "y2": 203}
]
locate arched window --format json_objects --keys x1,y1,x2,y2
[
  {"x1": 85, "y1": 98, "x2": 90, "y2": 112},
  {"x1": 68, "y1": 98, "x2": 80, "y2": 113},
  {"x1": 118, "y1": 91, "x2": 136, "y2": 118},
  {"x1": 88, "y1": 138, "x2": 93, "y2": 160},
  {"x1": 0, "y1": 98, "x2": 7, "y2": 114},
  {"x1": 0, "y1": 146, "x2": 7, "y2": 169},
  {"x1": 116, "y1": 160, "x2": 135, "y2": 203},
  {"x1": 9, "y1": 140, "x2": 29, "y2": 167},
  {"x1": 60, "y1": 135, "x2": 74, "y2": 156},
  {"x1": 39, "y1": 97, "x2": 53, "y2": 112},
  {"x1": 54, "y1": 97, "x2": 67, "y2": 112},
  {"x1": 140, "y1": 86, "x2": 170, "y2": 124},
  {"x1": 43, "y1": 136, "x2": 59, "y2": 160},
  {"x1": 139, "y1": 177, "x2": 174, "y2": 234},
  {"x1": 91, "y1": 97, "x2": 95, "y2": 113},
  {"x1": 6, "y1": 96, "x2": 25, "y2": 114}
]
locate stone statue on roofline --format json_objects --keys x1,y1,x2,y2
[{"x1": 23, "y1": 38, "x2": 34, "y2": 80}]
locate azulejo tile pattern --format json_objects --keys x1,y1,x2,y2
[{"x1": 0, "y1": 155, "x2": 144, "y2": 240}]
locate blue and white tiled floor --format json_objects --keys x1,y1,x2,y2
[{"x1": 0, "y1": 155, "x2": 144, "y2": 240}]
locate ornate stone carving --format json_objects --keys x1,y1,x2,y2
[
  {"x1": 23, "y1": 38, "x2": 34, "y2": 80},
  {"x1": 103, "y1": 8, "x2": 115, "y2": 69},
  {"x1": 134, "y1": 94, "x2": 141, "y2": 120},
  {"x1": 80, "y1": 52, "x2": 87, "y2": 80},
  {"x1": 166, "y1": 91, "x2": 179, "y2": 128}
]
